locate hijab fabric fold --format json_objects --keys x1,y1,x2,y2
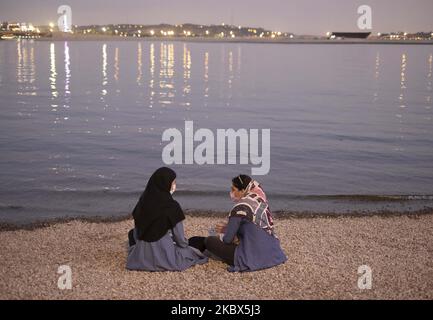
[
  {"x1": 132, "y1": 167, "x2": 185, "y2": 242},
  {"x1": 229, "y1": 180, "x2": 276, "y2": 237}
]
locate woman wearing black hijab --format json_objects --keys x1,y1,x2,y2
[{"x1": 126, "y1": 167, "x2": 208, "y2": 271}]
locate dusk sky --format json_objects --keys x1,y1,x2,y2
[{"x1": 1, "y1": 0, "x2": 433, "y2": 35}]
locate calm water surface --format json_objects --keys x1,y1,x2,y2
[{"x1": 0, "y1": 40, "x2": 432, "y2": 222}]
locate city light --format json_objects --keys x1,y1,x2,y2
[{"x1": 1, "y1": 20, "x2": 432, "y2": 42}]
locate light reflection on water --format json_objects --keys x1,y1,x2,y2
[
  {"x1": 101, "y1": 43, "x2": 108, "y2": 97},
  {"x1": 427, "y1": 53, "x2": 432, "y2": 110},
  {"x1": 49, "y1": 42, "x2": 58, "y2": 100},
  {"x1": 0, "y1": 40, "x2": 432, "y2": 221},
  {"x1": 16, "y1": 40, "x2": 37, "y2": 97}
]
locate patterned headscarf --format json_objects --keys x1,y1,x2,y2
[{"x1": 229, "y1": 180, "x2": 276, "y2": 237}]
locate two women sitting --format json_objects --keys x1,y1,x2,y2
[{"x1": 126, "y1": 167, "x2": 287, "y2": 272}]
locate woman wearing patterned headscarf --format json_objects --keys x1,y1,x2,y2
[{"x1": 189, "y1": 174, "x2": 287, "y2": 272}]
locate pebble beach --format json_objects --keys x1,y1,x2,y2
[{"x1": 0, "y1": 213, "x2": 432, "y2": 300}]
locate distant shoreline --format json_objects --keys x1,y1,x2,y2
[{"x1": 3, "y1": 34, "x2": 433, "y2": 45}]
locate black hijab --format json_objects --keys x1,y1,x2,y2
[{"x1": 132, "y1": 167, "x2": 185, "y2": 242}]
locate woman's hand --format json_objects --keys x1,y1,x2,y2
[
  {"x1": 233, "y1": 235, "x2": 240, "y2": 245},
  {"x1": 215, "y1": 222, "x2": 227, "y2": 234}
]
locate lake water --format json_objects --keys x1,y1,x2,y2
[{"x1": 1, "y1": 39, "x2": 432, "y2": 223}]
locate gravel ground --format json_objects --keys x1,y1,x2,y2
[{"x1": 0, "y1": 214, "x2": 432, "y2": 299}]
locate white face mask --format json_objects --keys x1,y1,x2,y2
[
  {"x1": 230, "y1": 191, "x2": 242, "y2": 203},
  {"x1": 170, "y1": 183, "x2": 176, "y2": 195}
]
